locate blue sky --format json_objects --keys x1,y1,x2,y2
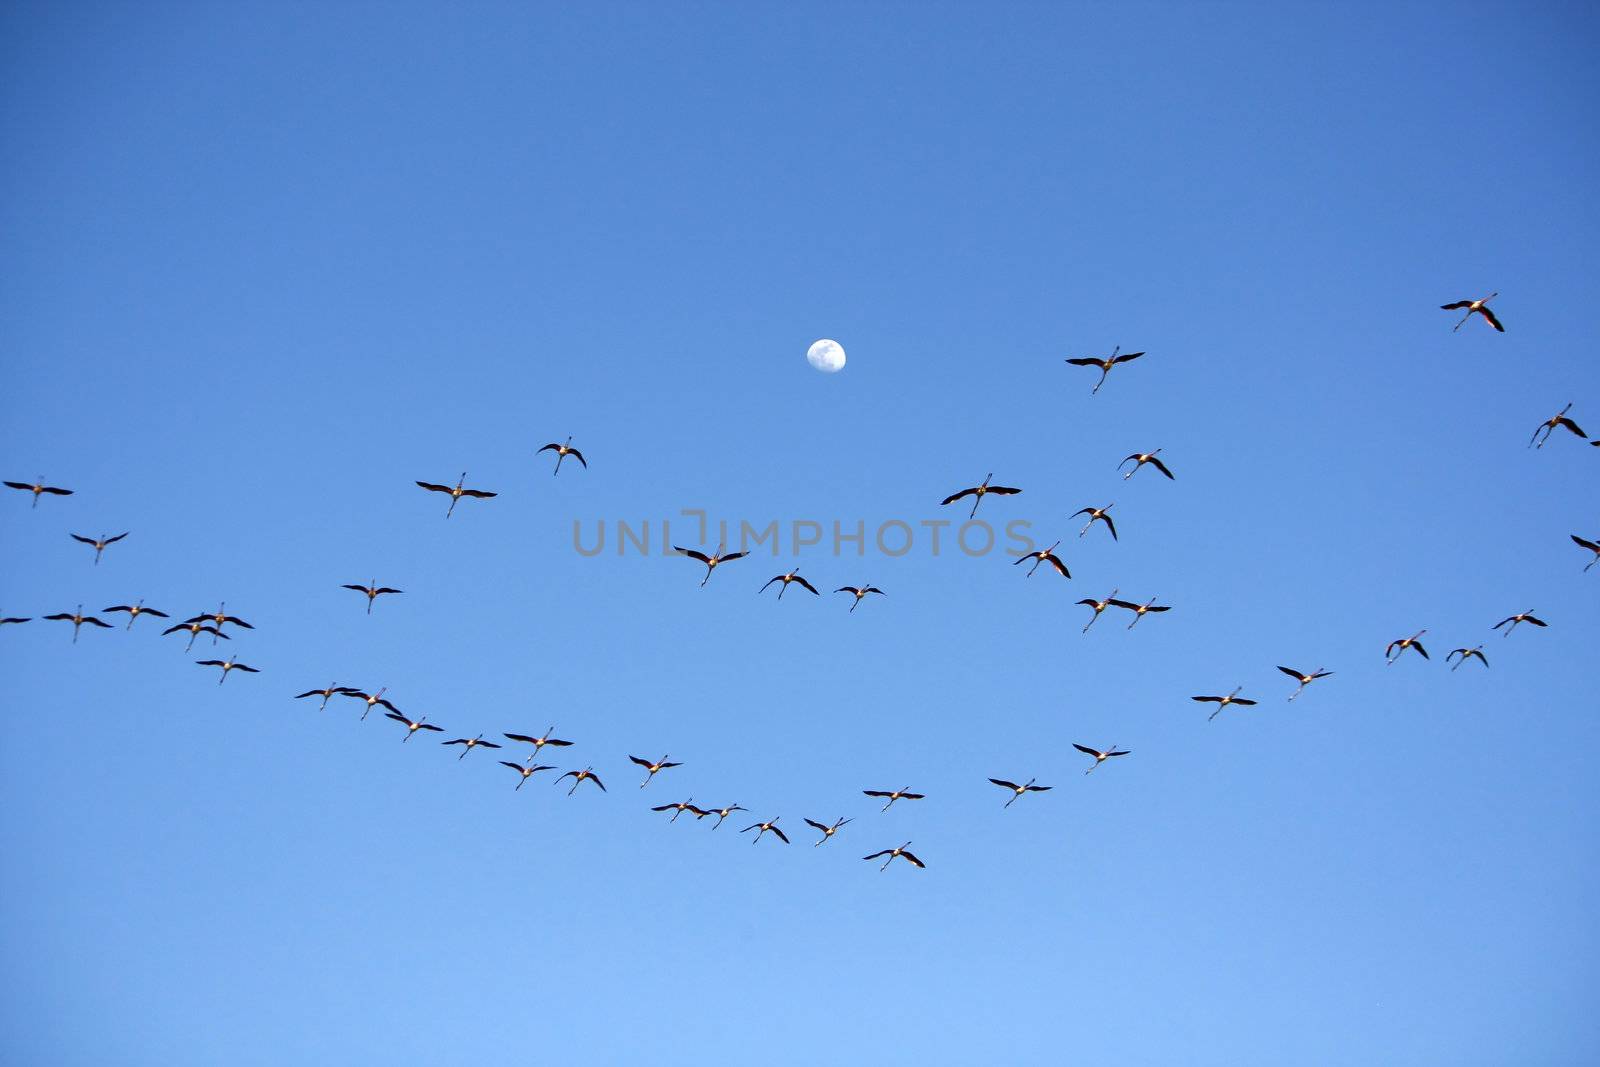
[{"x1": 2, "y1": 2, "x2": 1597, "y2": 1063}]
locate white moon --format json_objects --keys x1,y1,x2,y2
[{"x1": 806, "y1": 338, "x2": 847, "y2": 373}]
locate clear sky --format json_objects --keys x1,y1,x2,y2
[{"x1": 2, "y1": 2, "x2": 1597, "y2": 1064}]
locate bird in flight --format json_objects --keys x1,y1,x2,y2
[
  {"x1": 70, "y1": 532, "x2": 128, "y2": 565},
  {"x1": 673, "y1": 543, "x2": 747, "y2": 587},
  {"x1": 295, "y1": 683, "x2": 360, "y2": 711},
  {"x1": 1108, "y1": 595, "x2": 1170, "y2": 629},
  {"x1": 652, "y1": 798, "x2": 709, "y2": 823},
  {"x1": 863, "y1": 842, "x2": 925, "y2": 872},
  {"x1": 415, "y1": 473, "x2": 497, "y2": 518},
  {"x1": 385, "y1": 711, "x2": 444, "y2": 741},
  {"x1": 989, "y1": 777, "x2": 1053, "y2": 806},
  {"x1": 940, "y1": 473, "x2": 1022, "y2": 519},
  {"x1": 500, "y1": 762, "x2": 557, "y2": 790},
  {"x1": 1073, "y1": 504, "x2": 1117, "y2": 541},
  {"x1": 4, "y1": 477, "x2": 73, "y2": 508},
  {"x1": 1013, "y1": 541, "x2": 1070, "y2": 579},
  {"x1": 803, "y1": 817, "x2": 852, "y2": 846},
  {"x1": 629, "y1": 754, "x2": 682, "y2": 788},
  {"x1": 43, "y1": 605, "x2": 113, "y2": 643},
  {"x1": 759, "y1": 569, "x2": 820, "y2": 599},
  {"x1": 1192, "y1": 687, "x2": 1257, "y2": 721},
  {"x1": 1385, "y1": 630, "x2": 1430, "y2": 665},
  {"x1": 1529, "y1": 404, "x2": 1587, "y2": 449},
  {"x1": 536, "y1": 436, "x2": 587, "y2": 475},
  {"x1": 1066, "y1": 346, "x2": 1145, "y2": 395},
  {"x1": 182, "y1": 603, "x2": 253, "y2": 645},
  {"x1": 1493, "y1": 609, "x2": 1547, "y2": 637},
  {"x1": 836, "y1": 584, "x2": 886, "y2": 613},
  {"x1": 1447, "y1": 646, "x2": 1489, "y2": 671},
  {"x1": 741, "y1": 817, "x2": 789, "y2": 845},
  {"x1": 342, "y1": 580, "x2": 403, "y2": 614},
  {"x1": 103, "y1": 600, "x2": 168, "y2": 630},
  {"x1": 863, "y1": 787, "x2": 925, "y2": 813},
  {"x1": 1076, "y1": 589, "x2": 1120, "y2": 633},
  {"x1": 343, "y1": 687, "x2": 400, "y2": 720},
  {"x1": 502, "y1": 726, "x2": 574, "y2": 759},
  {"x1": 1441, "y1": 293, "x2": 1504, "y2": 332},
  {"x1": 1276, "y1": 666, "x2": 1332, "y2": 702},
  {"x1": 443, "y1": 734, "x2": 503, "y2": 760},
  {"x1": 1572, "y1": 535, "x2": 1600, "y2": 572},
  {"x1": 706, "y1": 804, "x2": 746, "y2": 829},
  {"x1": 1119, "y1": 449, "x2": 1175, "y2": 481},
  {"x1": 557, "y1": 766, "x2": 606, "y2": 796},
  {"x1": 163, "y1": 620, "x2": 228, "y2": 651},
  {"x1": 195, "y1": 655, "x2": 259, "y2": 685},
  {"x1": 1072, "y1": 743, "x2": 1131, "y2": 774}
]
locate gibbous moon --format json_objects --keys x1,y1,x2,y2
[{"x1": 806, "y1": 338, "x2": 847, "y2": 373}]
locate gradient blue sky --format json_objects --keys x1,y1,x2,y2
[{"x1": 3, "y1": 3, "x2": 1597, "y2": 1064}]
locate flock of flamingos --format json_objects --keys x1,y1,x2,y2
[{"x1": 6, "y1": 293, "x2": 1597, "y2": 871}]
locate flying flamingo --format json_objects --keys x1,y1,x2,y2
[
  {"x1": 1013, "y1": 541, "x2": 1070, "y2": 579},
  {"x1": 740, "y1": 817, "x2": 789, "y2": 845},
  {"x1": 1072, "y1": 504, "x2": 1117, "y2": 541},
  {"x1": 1108, "y1": 595, "x2": 1170, "y2": 628},
  {"x1": 1571, "y1": 534, "x2": 1600, "y2": 572},
  {"x1": 195, "y1": 655, "x2": 259, "y2": 685},
  {"x1": 862, "y1": 787, "x2": 924, "y2": 813},
  {"x1": 294, "y1": 684, "x2": 360, "y2": 711},
  {"x1": 863, "y1": 842, "x2": 925, "y2": 871},
  {"x1": 342, "y1": 580, "x2": 403, "y2": 614},
  {"x1": 4, "y1": 477, "x2": 73, "y2": 508},
  {"x1": 536, "y1": 437, "x2": 587, "y2": 475},
  {"x1": 103, "y1": 600, "x2": 168, "y2": 630},
  {"x1": 1385, "y1": 631, "x2": 1429, "y2": 665},
  {"x1": 1072, "y1": 743, "x2": 1131, "y2": 774},
  {"x1": 1447, "y1": 646, "x2": 1489, "y2": 671},
  {"x1": 803, "y1": 817, "x2": 852, "y2": 846},
  {"x1": 1076, "y1": 589, "x2": 1120, "y2": 632},
  {"x1": 989, "y1": 777, "x2": 1053, "y2": 806},
  {"x1": 385, "y1": 712, "x2": 444, "y2": 741},
  {"x1": 1276, "y1": 666, "x2": 1332, "y2": 701},
  {"x1": 1119, "y1": 450, "x2": 1174, "y2": 480},
  {"x1": 758, "y1": 569, "x2": 820, "y2": 599},
  {"x1": 415, "y1": 473, "x2": 497, "y2": 518},
  {"x1": 43, "y1": 605, "x2": 113, "y2": 643},
  {"x1": 1440, "y1": 293, "x2": 1503, "y2": 332},
  {"x1": 1529, "y1": 404, "x2": 1587, "y2": 448},
  {"x1": 673, "y1": 543, "x2": 747, "y2": 587},
  {"x1": 940, "y1": 474, "x2": 1022, "y2": 519},
  {"x1": 557, "y1": 767, "x2": 606, "y2": 796},
  {"x1": 1493, "y1": 609, "x2": 1547, "y2": 637},
  {"x1": 70, "y1": 531, "x2": 128, "y2": 565},
  {"x1": 1065, "y1": 346, "x2": 1145, "y2": 394},
  {"x1": 500, "y1": 762, "x2": 557, "y2": 789},
  {"x1": 1192, "y1": 688, "x2": 1257, "y2": 721},
  {"x1": 162, "y1": 620, "x2": 228, "y2": 651},
  {"x1": 835, "y1": 584, "x2": 886, "y2": 612},
  {"x1": 629, "y1": 754, "x2": 682, "y2": 788}
]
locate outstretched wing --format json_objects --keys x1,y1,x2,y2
[
  {"x1": 769, "y1": 826, "x2": 790, "y2": 844},
  {"x1": 940, "y1": 487, "x2": 976, "y2": 506},
  {"x1": 415, "y1": 481, "x2": 452, "y2": 493},
  {"x1": 1148, "y1": 456, "x2": 1175, "y2": 479},
  {"x1": 989, "y1": 778, "x2": 1019, "y2": 790},
  {"x1": 105, "y1": 532, "x2": 129, "y2": 545},
  {"x1": 1479, "y1": 306, "x2": 1505, "y2": 331},
  {"x1": 1065, "y1": 357, "x2": 1101, "y2": 367},
  {"x1": 458, "y1": 489, "x2": 497, "y2": 499},
  {"x1": 567, "y1": 449, "x2": 587, "y2": 468},
  {"x1": 1112, "y1": 350, "x2": 1145, "y2": 365},
  {"x1": 1440, "y1": 301, "x2": 1472, "y2": 310},
  {"x1": 804, "y1": 819, "x2": 827, "y2": 832},
  {"x1": 536, "y1": 443, "x2": 561, "y2": 454},
  {"x1": 1071, "y1": 744, "x2": 1098, "y2": 756},
  {"x1": 70, "y1": 534, "x2": 96, "y2": 545},
  {"x1": 792, "y1": 575, "x2": 820, "y2": 595},
  {"x1": 1276, "y1": 666, "x2": 1303, "y2": 680},
  {"x1": 628, "y1": 755, "x2": 652, "y2": 768},
  {"x1": 674, "y1": 546, "x2": 711, "y2": 564},
  {"x1": 1043, "y1": 554, "x2": 1070, "y2": 578},
  {"x1": 987, "y1": 486, "x2": 1022, "y2": 496},
  {"x1": 1102, "y1": 513, "x2": 1118, "y2": 540},
  {"x1": 899, "y1": 851, "x2": 926, "y2": 868}
]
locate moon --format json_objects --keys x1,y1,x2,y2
[{"x1": 806, "y1": 338, "x2": 847, "y2": 374}]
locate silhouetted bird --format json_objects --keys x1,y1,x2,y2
[
  {"x1": 759, "y1": 569, "x2": 820, "y2": 599},
  {"x1": 1447, "y1": 646, "x2": 1489, "y2": 671},
  {"x1": 1530, "y1": 404, "x2": 1587, "y2": 449},
  {"x1": 989, "y1": 777, "x2": 1053, "y2": 806},
  {"x1": 103, "y1": 600, "x2": 168, "y2": 630},
  {"x1": 1276, "y1": 666, "x2": 1332, "y2": 702},
  {"x1": 673, "y1": 544, "x2": 746, "y2": 587},
  {"x1": 342, "y1": 580, "x2": 403, "y2": 614},
  {"x1": 1192, "y1": 688, "x2": 1257, "y2": 721},
  {"x1": 1385, "y1": 631, "x2": 1429, "y2": 665},
  {"x1": 1072, "y1": 743, "x2": 1131, "y2": 774},
  {"x1": 43, "y1": 605, "x2": 113, "y2": 643}
]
